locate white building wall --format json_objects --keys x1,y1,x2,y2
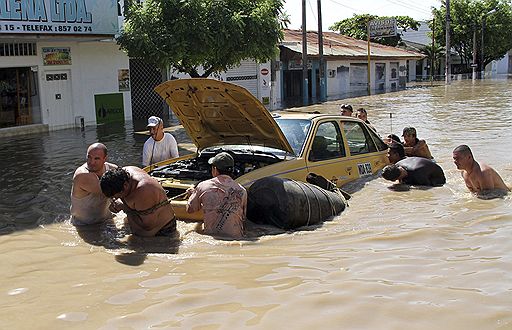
[
  {"x1": 494, "y1": 51, "x2": 510, "y2": 75},
  {"x1": 169, "y1": 59, "x2": 275, "y2": 110},
  {"x1": 34, "y1": 41, "x2": 130, "y2": 129},
  {"x1": 75, "y1": 42, "x2": 131, "y2": 124},
  {"x1": 325, "y1": 59, "x2": 409, "y2": 100}
]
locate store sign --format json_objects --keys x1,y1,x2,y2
[
  {"x1": 94, "y1": 93, "x2": 124, "y2": 125},
  {"x1": 369, "y1": 18, "x2": 397, "y2": 38},
  {"x1": 42, "y1": 47, "x2": 71, "y2": 65},
  {"x1": 0, "y1": 0, "x2": 118, "y2": 35}
]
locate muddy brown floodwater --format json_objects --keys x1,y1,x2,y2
[{"x1": 1, "y1": 79, "x2": 511, "y2": 329}]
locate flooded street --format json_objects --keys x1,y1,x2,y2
[{"x1": 1, "y1": 79, "x2": 511, "y2": 329}]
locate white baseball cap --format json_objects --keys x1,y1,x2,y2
[{"x1": 147, "y1": 116, "x2": 162, "y2": 127}]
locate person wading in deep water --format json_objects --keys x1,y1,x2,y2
[
  {"x1": 402, "y1": 126, "x2": 433, "y2": 159},
  {"x1": 452, "y1": 144, "x2": 510, "y2": 197},
  {"x1": 382, "y1": 157, "x2": 446, "y2": 187},
  {"x1": 100, "y1": 167, "x2": 176, "y2": 237},
  {"x1": 70, "y1": 143, "x2": 117, "y2": 226},
  {"x1": 185, "y1": 152, "x2": 247, "y2": 239}
]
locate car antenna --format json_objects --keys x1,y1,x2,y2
[{"x1": 389, "y1": 112, "x2": 393, "y2": 135}]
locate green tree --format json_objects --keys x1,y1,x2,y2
[
  {"x1": 421, "y1": 43, "x2": 445, "y2": 78},
  {"x1": 117, "y1": 0, "x2": 285, "y2": 77},
  {"x1": 432, "y1": 0, "x2": 512, "y2": 70},
  {"x1": 329, "y1": 14, "x2": 420, "y2": 47}
]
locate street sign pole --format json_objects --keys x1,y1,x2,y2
[{"x1": 367, "y1": 21, "x2": 371, "y2": 96}]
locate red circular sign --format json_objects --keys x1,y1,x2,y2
[{"x1": 260, "y1": 68, "x2": 269, "y2": 75}]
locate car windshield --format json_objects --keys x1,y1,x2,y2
[{"x1": 275, "y1": 118, "x2": 311, "y2": 155}]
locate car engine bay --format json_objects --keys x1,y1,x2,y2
[{"x1": 149, "y1": 147, "x2": 285, "y2": 182}]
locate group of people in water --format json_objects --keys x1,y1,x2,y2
[
  {"x1": 340, "y1": 103, "x2": 510, "y2": 195},
  {"x1": 70, "y1": 108, "x2": 510, "y2": 241},
  {"x1": 70, "y1": 116, "x2": 246, "y2": 239}
]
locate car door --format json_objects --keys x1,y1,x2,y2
[
  {"x1": 305, "y1": 120, "x2": 351, "y2": 186},
  {"x1": 341, "y1": 120, "x2": 387, "y2": 181}
]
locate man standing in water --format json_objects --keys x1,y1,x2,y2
[
  {"x1": 100, "y1": 167, "x2": 176, "y2": 237},
  {"x1": 452, "y1": 145, "x2": 510, "y2": 196},
  {"x1": 142, "y1": 116, "x2": 179, "y2": 167},
  {"x1": 185, "y1": 152, "x2": 246, "y2": 239},
  {"x1": 402, "y1": 127, "x2": 433, "y2": 159},
  {"x1": 71, "y1": 143, "x2": 117, "y2": 225},
  {"x1": 387, "y1": 142, "x2": 406, "y2": 164}
]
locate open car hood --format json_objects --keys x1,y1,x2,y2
[{"x1": 154, "y1": 79, "x2": 293, "y2": 153}]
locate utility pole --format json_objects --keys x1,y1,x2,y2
[
  {"x1": 431, "y1": 17, "x2": 435, "y2": 85},
  {"x1": 367, "y1": 21, "x2": 371, "y2": 95},
  {"x1": 302, "y1": 0, "x2": 309, "y2": 105},
  {"x1": 472, "y1": 24, "x2": 477, "y2": 80},
  {"x1": 481, "y1": 17, "x2": 486, "y2": 79},
  {"x1": 317, "y1": 0, "x2": 325, "y2": 102},
  {"x1": 445, "y1": 0, "x2": 451, "y2": 84}
]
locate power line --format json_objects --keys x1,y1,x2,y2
[
  {"x1": 307, "y1": 0, "x2": 318, "y2": 26},
  {"x1": 383, "y1": 0, "x2": 433, "y2": 16},
  {"x1": 325, "y1": 0, "x2": 365, "y2": 14}
]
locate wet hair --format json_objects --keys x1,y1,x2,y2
[
  {"x1": 388, "y1": 142, "x2": 405, "y2": 159},
  {"x1": 340, "y1": 104, "x2": 353, "y2": 111},
  {"x1": 453, "y1": 144, "x2": 473, "y2": 157},
  {"x1": 382, "y1": 164, "x2": 401, "y2": 181},
  {"x1": 100, "y1": 168, "x2": 130, "y2": 197},
  {"x1": 387, "y1": 134, "x2": 401, "y2": 143}
]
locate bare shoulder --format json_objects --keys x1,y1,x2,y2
[
  {"x1": 73, "y1": 163, "x2": 89, "y2": 178},
  {"x1": 478, "y1": 162, "x2": 494, "y2": 172},
  {"x1": 105, "y1": 162, "x2": 118, "y2": 169}
]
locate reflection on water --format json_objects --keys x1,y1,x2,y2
[
  {"x1": 0, "y1": 122, "x2": 146, "y2": 234},
  {"x1": 1, "y1": 80, "x2": 512, "y2": 329}
]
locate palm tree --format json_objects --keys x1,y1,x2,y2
[{"x1": 421, "y1": 43, "x2": 445, "y2": 80}]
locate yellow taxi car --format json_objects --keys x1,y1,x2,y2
[{"x1": 145, "y1": 79, "x2": 389, "y2": 220}]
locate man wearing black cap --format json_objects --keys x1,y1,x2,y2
[
  {"x1": 142, "y1": 116, "x2": 179, "y2": 167},
  {"x1": 185, "y1": 152, "x2": 247, "y2": 239}
]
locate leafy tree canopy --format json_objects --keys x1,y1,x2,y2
[
  {"x1": 432, "y1": 0, "x2": 512, "y2": 68},
  {"x1": 117, "y1": 0, "x2": 285, "y2": 77},
  {"x1": 329, "y1": 14, "x2": 420, "y2": 46}
]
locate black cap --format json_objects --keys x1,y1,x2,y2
[{"x1": 208, "y1": 152, "x2": 234, "y2": 171}]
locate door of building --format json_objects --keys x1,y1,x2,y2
[
  {"x1": 43, "y1": 70, "x2": 73, "y2": 128},
  {"x1": 0, "y1": 67, "x2": 34, "y2": 128}
]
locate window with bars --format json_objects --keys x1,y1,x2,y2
[{"x1": 0, "y1": 43, "x2": 37, "y2": 57}]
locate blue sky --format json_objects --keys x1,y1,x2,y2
[{"x1": 283, "y1": 0, "x2": 441, "y2": 31}]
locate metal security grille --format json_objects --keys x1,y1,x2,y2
[
  {"x1": 129, "y1": 58, "x2": 166, "y2": 120},
  {"x1": 0, "y1": 43, "x2": 37, "y2": 56}
]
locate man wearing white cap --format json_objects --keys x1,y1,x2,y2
[{"x1": 142, "y1": 116, "x2": 179, "y2": 167}]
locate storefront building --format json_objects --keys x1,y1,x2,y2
[{"x1": 0, "y1": 0, "x2": 132, "y2": 135}]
